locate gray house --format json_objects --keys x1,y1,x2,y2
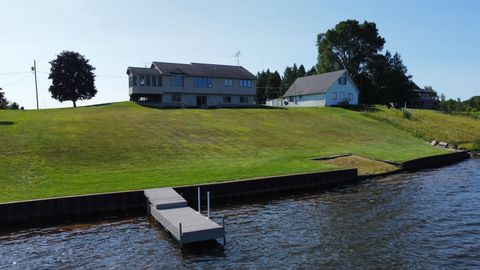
[{"x1": 127, "y1": 62, "x2": 256, "y2": 108}]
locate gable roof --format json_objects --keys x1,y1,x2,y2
[
  {"x1": 283, "y1": 70, "x2": 352, "y2": 97},
  {"x1": 150, "y1": 62, "x2": 257, "y2": 80},
  {"x1": 126, "y1": 67, "x2": 161, "y2": 76}
]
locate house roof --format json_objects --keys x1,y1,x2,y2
[
  {"x1": 143, "y1": 62, "x2": 257, "y2": 80},
  {"x1": 283, "y1": 70, "x2": 350, "y2": 97},
  {"x1": 126, "y1": 67, "x2": 161, "y2": 76}
]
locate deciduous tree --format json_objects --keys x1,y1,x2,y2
[{"x1": 48, "y1": 51, "x2": 97, "y2": 107}]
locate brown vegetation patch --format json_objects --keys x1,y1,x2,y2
[{"x1": 322, "y1": 155, "x2": 399, "y2": 176}]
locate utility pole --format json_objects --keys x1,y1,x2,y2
[{"x1": 31, "y1": 60, "x2": 39, "y2": 110}]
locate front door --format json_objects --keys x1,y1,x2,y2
[{"x1": 196, "y1": 96, "x2": 207, "y2": 108}]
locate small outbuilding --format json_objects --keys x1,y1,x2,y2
[{"x1": 282, "y1": 70, "x2": 359, "y2": 107}]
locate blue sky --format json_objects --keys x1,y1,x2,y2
[{"x1": 1, "y1": 0, "x2": 479, "y2": 109}]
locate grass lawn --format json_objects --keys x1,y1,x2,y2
[
  {"x1": 0, "y1": 102, "x2": 447, "y2": 202},
  {"x1": 363, "y1": 107, "x2": 480, "y2": 150}
]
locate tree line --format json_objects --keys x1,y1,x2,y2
[
  {"x1": 439, "y1": 95, "x2": 480, "y2": 113},
  {"x1": 255, "y1": 64, "x2": 316, "y2": 104},
  {"x1": 0, "y1": 88, "x2": 21, "y2": 110}
]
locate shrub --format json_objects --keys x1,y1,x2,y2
[{"x1": 401, "y1": 108, "x2": 412, "y2": 119}]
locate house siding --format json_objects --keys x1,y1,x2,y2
[
  {"x1": 128, "y1": 74, "x2": 256, "y2": 107},
  {"x1": 325, "y1": 76, "x2": 359, "y2": 106}
]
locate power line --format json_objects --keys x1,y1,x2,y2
[
  {"x1": 0, "y1": 71, "x2": 31, "y2": 76},
  {"x1": 1, "y1": 73, "x2": 32, "y2": 87}
]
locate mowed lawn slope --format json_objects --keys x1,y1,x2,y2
[
  {"x1": 0, "y1": 102, "x2": 445, "y2": 202},
  {"x1": 364, "y1": 107, "x2": 480, "y2": 150}
]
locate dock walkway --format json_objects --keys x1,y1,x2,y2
[{"x1": 145, "y1": 188, "x2": 225, "y2": 245}]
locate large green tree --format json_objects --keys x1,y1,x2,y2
[
  {"x1": 48, "y1": 51, "x2": 97, "y2": 107},
  {"x1": 316, "y1": 20, "x2": 385, "y2": 76}
]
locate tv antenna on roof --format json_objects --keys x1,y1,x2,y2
[{"x1": 233, "y1": 50, "x2": 241, "y2": 66}]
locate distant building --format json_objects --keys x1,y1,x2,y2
[
  {"x1": 127, "y1": 62, "x2": 256, "y2": 108},
  {"x1": 279, "y1": 70, "x2": 359, "y2": 107},
  {"x1": 407, "y1": 83, "x2": 439, "y2": 109}
]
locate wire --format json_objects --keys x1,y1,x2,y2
[
  {"x1": 1, "y1": 74, "x2": 33, "y2": 87},
  {"x1": 0, "y1": 71, "x2": 31, "y2": 76}
]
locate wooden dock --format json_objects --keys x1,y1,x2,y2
[{"x1": 145, "y1": 187, "x2": 225, "y2": 246}]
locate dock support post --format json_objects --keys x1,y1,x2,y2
[
  {"x1": 207, "y1": 191, "x2": 210, "y2": 219},
  {"x1": 179, "y1": 222, "x2": 183, "y2": 247},
  {"x1": 197, "y1": 187, "x2": 201, "y2": 213},
  {"x1": 222, "y1": 215, "x2": 226, "y2": 246}
]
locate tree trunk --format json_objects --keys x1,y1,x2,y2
[{"x1": 73, "y1": 100, "x2": 77, "y2": 108}]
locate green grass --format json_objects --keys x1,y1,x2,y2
[
  {"x1": 363, "y1": 107, "x2": 480, "y2": 150},
  {"x1": 0, "y1": 102, "x2": 447, "y2": 202}
]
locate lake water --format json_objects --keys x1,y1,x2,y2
[{"x1": 1, "y1": 158, "x2": 479, "y2": 269}]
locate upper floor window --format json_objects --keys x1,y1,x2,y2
[
  {"x1": 139, "y1": 75, "x2": 145, "y2": 86},
  {"x1": 224, "y1": 79, "x2": 233, "y2": 87},
  {"x1": 146, "y1": 75, "x2": 151, "y2": 87},
  {"x1": 240, "y1": 80, "x2": 252, "y2": 88},
  {"x1": 132, "y1": 75, "x2": 137, "y2": 86},
  {"x1": 338, "y1": 77, "x2": 347, "y2": 85},
  {"x1": 171, "y1": 76, "x2": 184, "y2": 87},
  {"x1": 152, "y1": 76, "x2": 157, "y2": 87},
  {"x1": 193, "y1": 77, "x2": 213, "y2": 88},
  {"x1": 332, "y1": 92, "x2": 337, "y2": 100}
]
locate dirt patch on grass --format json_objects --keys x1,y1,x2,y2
[{"x1": 322, "y1": 155, "x2": 400, "y2": 176}]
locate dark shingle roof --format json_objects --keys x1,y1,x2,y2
[
  {"x1": 151, "y1": 62, "x2": 256, "y2": 80},
  {"x1": 126, "y1": 67, "x2": 161, "y2": 76},
  {"x1": 283, "y1": 70, "x2": 348, "y2": 97}
]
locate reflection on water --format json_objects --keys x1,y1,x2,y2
[{"x1": 1, "y1": 159, "x2": 479, "y2": 269}]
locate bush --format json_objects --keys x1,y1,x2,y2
[{"x1": 401, "y1": 108, "x2": 412, "y2": 119}]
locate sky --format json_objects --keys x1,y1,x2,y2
[{"x1": 1, "y1": 0, "x2": 479, "y2": 109}]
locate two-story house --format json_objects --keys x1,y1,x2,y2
[{"x1": 127, "y1": 62, "x2": 256, "y2": 108}]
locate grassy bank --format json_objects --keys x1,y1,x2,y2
[
  {"x1": 363, "y1": 107, "x2": 480, "y2": 150},
  {"x1": 0, "y1": 102, "x2": 446, "y2": 202}
]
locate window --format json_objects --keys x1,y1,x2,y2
[
  {"x1": 152, "y1": 76, "x2": 157, "y2": 87},
  {"x1": 332, "y1": 92, "x2": 337, "y2": 100},
  {"x1": 240, "y1": 80, "x2": 252, "y2": 88},
  {"x1": 171, "y1": 94, "x2": 182, "y2": 103},
  {"x1": 146, "y1": 75, "x2": 151, "y2": 87},
  {"x1": 348, "y1": 93, "x2": 353, "y2": 100},
  {"x1": 132, "y1": 75, "x2": 137, "y2": 86},
  {"x1": 170, "y1": 76, "x2": 184, "y2": 87},
  {"x1": 157, "y1": 76, "x2": 162, "y2": 87},
  {"x1": 224, "y1": 79, "x2": 233, "y2": 87},
  {"x1": 223, "y1": 96, "x2": 231, "y2": 103},
  {"x1": 289, "y1": 96, "x2": 294, "y2": 102},
  {"x1": 139, "y1": 75, "x2": 145, "y2": 86},
  {"x1": 339, "y1": 77, "x2": 347, "y2": 85},
  {"x1": 240, "y1": 96, "x2": 248, "y2": 103},
  {"x1": 193, "y1": 77, "x2": 213, "y2": 88},
  {"x1": 299, "y1": 95, "x2": 303, "y2": 99}
]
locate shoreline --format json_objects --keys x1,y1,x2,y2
[{"x1": 0, "y1": 151, "x2": 471, "y2": 232}]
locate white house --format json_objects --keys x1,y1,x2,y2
[{"x1": 281, "y1": 70, "x2": 359, "y2": 107}]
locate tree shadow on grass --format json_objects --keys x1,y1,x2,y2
[{"x1": 0, "y1": 121, "x2": 15, "y2": 125}]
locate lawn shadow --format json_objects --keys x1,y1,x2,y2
[
  {"x1": 0, "y1": 121, "x2": 15, "y2": 126},
  {"x1": 85, "y1": 103, "x2": 113, "y2": 107},
  {"x1": 341, "y1": 105, "x2": 383, "y2": 113}
]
